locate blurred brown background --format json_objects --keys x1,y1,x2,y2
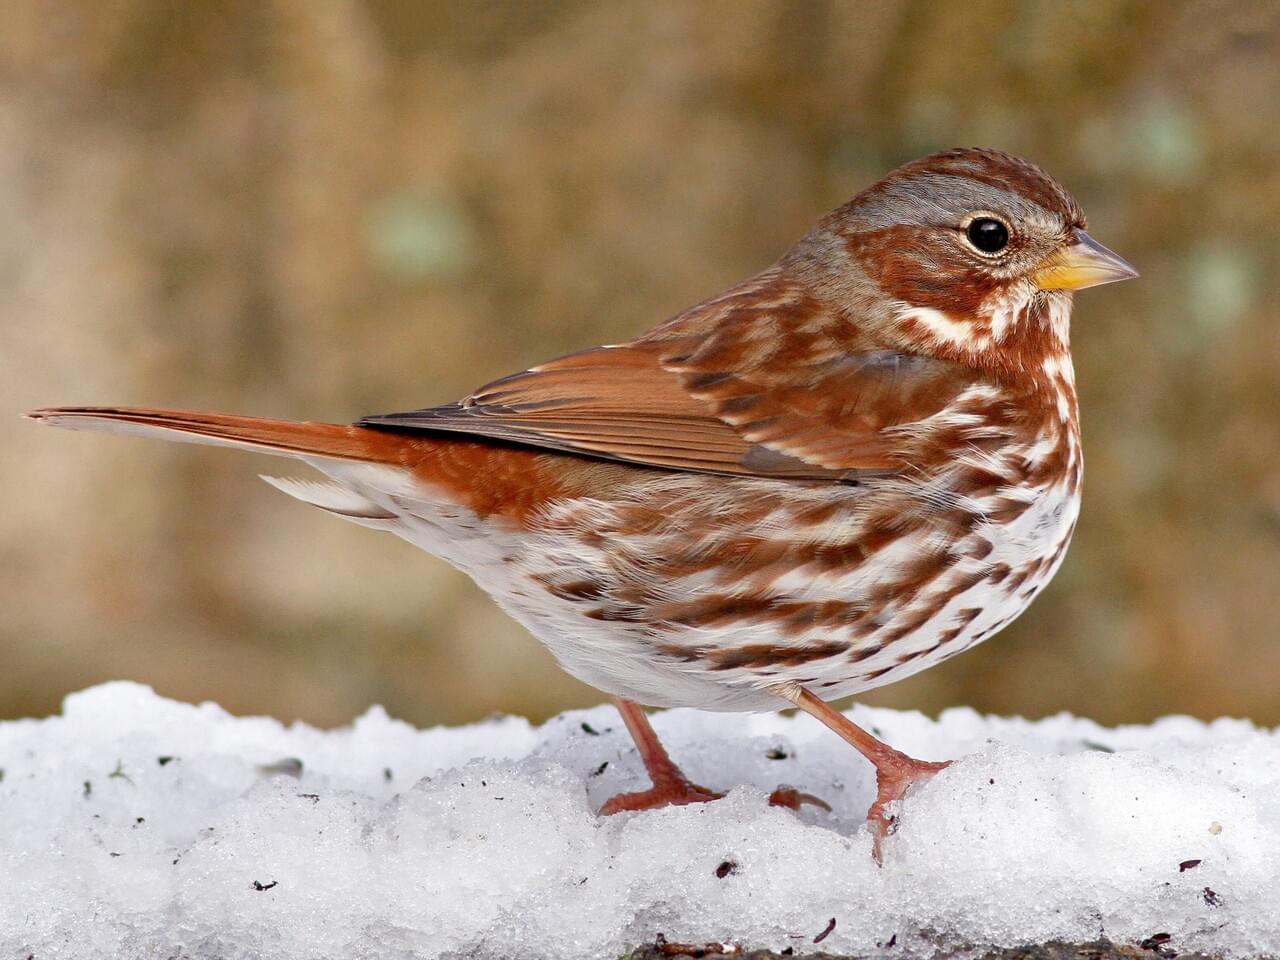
[{"x1": 3, "y1": 0, "x2": 1278, "y2": 728}]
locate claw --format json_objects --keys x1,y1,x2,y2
[
  {"x1": 866, "y1": 757, "x2": 949, "y2": 862},
  {"x1": 767, "y1": 785, "x2": 832, "y2": 812}
]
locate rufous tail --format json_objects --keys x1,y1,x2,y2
[{"x1": 25, "y1": 406, "x2": 401, "y2": 463}]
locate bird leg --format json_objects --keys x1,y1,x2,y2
[
  {"x1": 598, "y1": 697, "x2": 829, "y2": 815},
  {"x1": 776, "y1": 684, "x2": 949, "y2": 860},
  {"x1": 598, "y1": 698, "x2": 721, "y2": 814}
]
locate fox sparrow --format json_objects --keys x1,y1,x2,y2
[{"x1": 30, "y1": 148, "x2": 1136, "y2": 853}]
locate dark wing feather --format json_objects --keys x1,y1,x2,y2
[
  {"x1": 359, "y1": 275, "x2": 981, "y2": 482},
  {"x1": 360, "y1": 344, "x2": 824, "y2": 477}
]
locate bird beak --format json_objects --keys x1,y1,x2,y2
[{"x1": 1033, "y1": 229, "x2": 1139, "y2": 291}]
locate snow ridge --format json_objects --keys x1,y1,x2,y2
[{"x1": 0, "y1": 682, "x2": 1275, "y2": 960}]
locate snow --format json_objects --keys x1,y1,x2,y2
[{"x1": 1, "y1": 683, "x2": 1276, "y2": 960}]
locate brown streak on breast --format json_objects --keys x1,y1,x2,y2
[
  {"x1": 584, "y1": 605, "x2": 647, "y2": 623},
  {"x1": 932, "y1": 568, "x2": 990, "y2": 608},
  {"x1": 809, "y1": 540, "x2": 870, "y2": 571},
  {"x1": 715, "y1": 536, "x2": 794, "y2": 572},
  {"x1": 653, "y1": 642, "x2": 701, "y2": 664},
  {"x1": 849, "y1": 642, "x2": 885, "y2": 663},
  {"x1": 879, "y1": 607, "x2": 936, "y2": 645},
  {"x1": 1003, "y1": 568, "x2": 1032, "y2": 594},
  {"x1": 535, "y1": 577, "x2": 607, "y2": 603},
  {"x1": 1067, "y1": 459, "x2": 1083, "y2": 496},
  {"x1": 895, "y1": 644, "x2": 935, "y2": 665},
  {"x1": 706, "y1": 640, "x2": 850, "y2": 671},
  {"x1": 955, "y1": 467, "x2": 1012, "y2": 501},
  {"x1": 1025, "y1": 423, "x2": 1073, "y2": 489},
  {"x1": 936, "y1": 626, "x2": 964, "y2": 646},
  {"x1": 792, "y1": 500, "x2": 843, "y2": 526},
  {"x1": 865, "y1": 547, "x2": 952, "y2": 612},
  {"x1": 986, "y1": 497, "x2": 1034, "y2": 523},
  {"x1": 777, "y1": 600, "x2": 854, "y2": 636},
  {"x1": 966, "y1": 539, "x2": 994, "y2": 560},
  {"x1": 653, "y1": 594, "x2": 776, "y2": 628}
]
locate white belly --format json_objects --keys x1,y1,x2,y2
[{"x1": 278, "y1": 448, "x2": 1081, "y2": 713}]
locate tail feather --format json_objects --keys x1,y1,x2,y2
[
  {"x1": 25, "y1": 406, "x2": 398, "y2": 463},
  {"x1": 258, "y1": 474, "x2": 401, "y2": 528}
]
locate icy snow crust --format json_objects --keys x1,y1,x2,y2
[{"x1": 0, "y1": 684, "x2": 1275, "y2": 960}]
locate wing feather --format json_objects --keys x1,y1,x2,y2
[{"x1": 359, "y1": 274, "x2": 981, "y2": 482}]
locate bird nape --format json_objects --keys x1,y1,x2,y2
[{"x1": 28, "y1": 147, "x2": 1136, "y2": 860}]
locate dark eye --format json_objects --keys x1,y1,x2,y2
[{"x1": 966, "y1": 217, "x2": 1009, "y2": 254}]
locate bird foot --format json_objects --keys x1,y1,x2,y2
[
  {"x1": 767, "y1": 785, "x2": 832, "y2": 812},
  {"x1": 599, "y1": 775, "x2": 723, "y2": 814},
  {"x1": 601, "y1": 698, "x2": 830, "y2": 816},
  {"x1": 867, "y1": 756, "x2": 950, "y2": 862},
  {"x1": 599, "y1": 779, "x2": 830, "y2": 815}
]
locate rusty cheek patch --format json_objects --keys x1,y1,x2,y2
[{"x1": 846, "y1": 227, "x2": 1004, "y2": 317}]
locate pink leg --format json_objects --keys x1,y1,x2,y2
[
  {"x1": 598, "y1": 698, "x2": 721, "y2": 814},
  {"x1": 599, "y1": 698, "x2": 829, "y2": 815},
  {"x1": 777, "y1": 685, "x2": 948, "y2": 861}
]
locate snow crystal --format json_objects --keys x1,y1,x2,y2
[{"x1": 0, "y1": 682, "x2": 1276, "y2": 959}]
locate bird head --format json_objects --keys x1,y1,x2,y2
[{"x1": 795, "y1": 148, "x2": 1137, "y2": 373}]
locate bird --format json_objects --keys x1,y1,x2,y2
[{"x1": 28, "y1": 148, "x2": 1136, "y2": 853}]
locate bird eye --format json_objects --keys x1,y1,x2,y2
[{"x1": 966, "y1": 217, "x2": 1009, "y2": 254}]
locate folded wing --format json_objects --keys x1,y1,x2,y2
[{"x1": 359, "y1": 276, "x2": 980, "y2": 482}]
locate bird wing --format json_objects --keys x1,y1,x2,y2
[{"x1": 359, "y1": 276, "x2": 981, "y2": 482}]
